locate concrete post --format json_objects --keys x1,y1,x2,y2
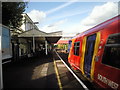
[
  {"x1": 33, "y1": 34, "x2": 35, "y2": 53},
  {"x1": 32, "y1": 22, "x2": 38, "y2": 53},
  {"x1": 45, "y1": 41, "x2": 48, "y2": 55},
  {"x1": 0, "y1": 26, "x2": 3, "y2": 90}
]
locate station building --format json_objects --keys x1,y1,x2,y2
[{"x1": 10, "y1": 13, "x2": 62, "y2": 61}]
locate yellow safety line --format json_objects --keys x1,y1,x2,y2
[{"x1": 54, "y1": 59, "x2": 63, "y2": 90}]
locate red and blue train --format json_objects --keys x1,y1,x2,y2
[{"x1": 68, "y1": 15, "x2": 120, "y2": 89}]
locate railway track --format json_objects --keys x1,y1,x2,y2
[{"x1": 54, "y1": 50, "x2": 92, "y2": 90}]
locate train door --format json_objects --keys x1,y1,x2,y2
[
  {"x1": 84, "y1": 34, "x2": 96, "y2": 78},
  {"x1": 68, "y1": 38, "x2": 76, "y2": 66},
  {"x1": 68, "y1": 40, "x2": 72, "y2": 53}
]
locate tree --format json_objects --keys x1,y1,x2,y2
[{"x1": 2, "y1": 2, "x2": 28, "y2": 29}]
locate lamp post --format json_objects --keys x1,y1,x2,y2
[{"x1": 32, "y1": 22, "x2": 39, "y2": 53}]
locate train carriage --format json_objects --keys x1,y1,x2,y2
[{"x1": 68, "y1": 15, "x2": 120, "y2": 89}]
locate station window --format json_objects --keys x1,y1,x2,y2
[
  {"x1": 102, "y1": 33, "x2": 120, "y2": 69},
  {"x1": 74, "y1": 42, "x2": 80, "y2": 56}
]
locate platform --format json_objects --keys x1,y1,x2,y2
[{"x1": 3, "y1": 51, "x2": 85, "y2": 89}]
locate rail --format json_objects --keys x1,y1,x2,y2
[{"x1": 54, "y1": 49, "x2": 89, "y2": 90}]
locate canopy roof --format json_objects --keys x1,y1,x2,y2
[
  {"x1": 57, "y1": 40, "x2": 69, "y2": 44},
  {"x1": 18, "y1": 29, "x2": 62, "y2": 44}
]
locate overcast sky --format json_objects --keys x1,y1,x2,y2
[{"x1": 25, "y1": 1, "x2": 119, "y2": 36}]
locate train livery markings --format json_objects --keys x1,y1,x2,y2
[
  {"x1": 97, "y1": 74, "x2": 119, "y2": 89},
  {"x1": 68, "y1": 15, "x2": 120, "y2": 89}
]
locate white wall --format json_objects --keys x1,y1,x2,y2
[{"x1": 20, "y1": 14, "x2": 35, "y2": 31}]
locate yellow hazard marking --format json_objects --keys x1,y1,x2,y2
[
  {"x1": 91, "y1": 32, "x2": 101, "y2": 80},
  {"x1": 80, "y1": 36, "x2": 87, "y2": 75},
  {"x1": 54, "y1": 59, "x2": 63, "y2": 90}
]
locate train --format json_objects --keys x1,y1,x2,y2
[{"x1": 68, "y1": 15, "x2": 120, "y2": 90}]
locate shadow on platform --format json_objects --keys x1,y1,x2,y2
[{"x1": 3, "y1": 51, "x2": 59, "y2": 89}]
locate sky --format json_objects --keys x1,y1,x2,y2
[{"x1": 25, "y1": 1, "x2": 119, "y2": 36}]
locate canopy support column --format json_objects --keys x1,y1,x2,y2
[
  {"x1": 33, "y1": 34, "x2": 35, "y2": 53},
  {"x1": 45, "y1": 41, "x2": 48, "y2": 55}
]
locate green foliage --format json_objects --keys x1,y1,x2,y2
[
  {"x1": 2, "y1": 2, "x2": 28, "y2": 29},
  {"x1": 57, "y1": 44, "x2": 68, "y2": 50}
]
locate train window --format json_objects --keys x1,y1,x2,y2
[
  {"x1": 74, "y1": 42, "x2": 80, "y2": 56},
  {"x1": 107, "y1": 33, "x2": 120, "y2": 44},
  {"x1": 102, "y1": 33, "x2": 120, "y2": 69}
]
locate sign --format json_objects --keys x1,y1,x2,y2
[{"x1": 98, "y1": 74, "x2": 119, "y2": 89}]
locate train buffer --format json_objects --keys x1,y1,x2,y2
[{"x1": 3, "y1": 51, "x2": 87, "y2": 89}]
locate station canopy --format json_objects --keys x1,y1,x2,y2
[
  {"x1": 57, "y1": 40, "x2": 69, "y2": 44},
  {"x1": 18, "y1": 29, "x2": 62, "y2": 44}
]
